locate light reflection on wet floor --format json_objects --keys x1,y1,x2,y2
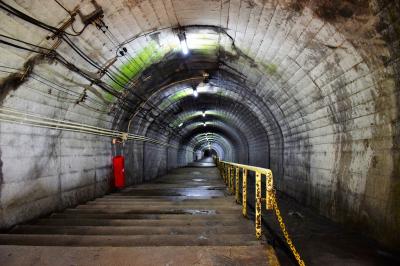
[{"x1": 188, "y1": 157, "x2": 216, "y2": 167}]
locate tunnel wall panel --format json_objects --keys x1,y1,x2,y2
[
  {"x1": 143, "y1": 143, "x2": 168, "y2": 181},
  {"x1": 0, "y1": 70, "x2": 113, "y2": 228},
  {"x1": 167, "y1": 147, "x2": 179, "y2": 170},
  {"x1": 125, "y1": 141, "x2": 144, "y2": 185},
  {"x1": 0, "y1": 121, "x2": 111, "y2": 229}
]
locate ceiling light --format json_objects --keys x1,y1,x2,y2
[
  {"x1": 202, "y1": 111, "x2": 206, "y2": 117},
  {"x1": 203, "y1": 72, "x2": 209, "y2": 83},
  {"x1": 203, "y1": 122, "x2": 206, "y2": 127},
  {"x1": 197, "y1": 82, "x2": 205, "y2": 89},
  {"x1": 178, "y1": 31, "x2": 189, "y2": 55},
  {"x1": 193, "y1": 88, "x2": 198, "y2": 97}
]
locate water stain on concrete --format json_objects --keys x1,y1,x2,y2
[
  {"x1": 288, "y1": 0, "x2": 369, "y2": 21},
  {"x1": 0, "y1": 148, "x2": 3, "y2": 186},
  {"x1": 0, "y1": 148, "x2": 3, "y2": 208},
  {"x1": 0, "y1": 54, "x2": 53, "y2": 102}
]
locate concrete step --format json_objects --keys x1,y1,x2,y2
[
  {"x1": 102, "y1": 194, "x2": 228, "y2": 198},
  {"x1": 49, "y1": 212, "x2": 244, "y2": 220},
  {"x1": 0, "y1": 234, "x2": 262, "y2": 247},
  {"x1": 34, "y1": 218, "x2": 247, "y2": 227},
  {"x1": 101, "y1": 195, "x2": 225, "y2": 200},
  {"x1": 0, "y1": 166, "x2": 279, "y2": 265},
  {"x1": 75, "y1": 204, "x2": 241, "y2": 211},
  {"x1": 112, "y1": 188, "x2": 226, "y2": 197},
  {"x1": 89, "y1": 200, "x2": 237, "y2": 206},
  {"x1": 62, "y1": 208, "x2": 239, "y2": 214},
  {"x1": 11, "y1": 225, "x2": 254, "y2": 235},
  {"x1": 121, "y1": 185, "x2": 226, "y2": 189},
  {"x1": 96, "y1": 196, "x2": 230, "y2": 202},
  {"x1": 84, "y1": 203, "x2": 239, "y2": 209},
  {"x1": 0, "y1": 245, "x2": 272, "y2": 266}
]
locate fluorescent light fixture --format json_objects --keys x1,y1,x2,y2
[
  {"x1": 202, "y1": 111, "x2": 206, "y2": 117},
  {"x1": 178, "y1": 31, "x2": 189, "y2": 55},
  {"x1": 178, "y1": 122, "x2": 183, "y2": 127},
  {"x1": 197, "y1": 82, "x2": 205, "y2": 89},
  {"x1": 181, "y1": 39, "x2": 189, "y2": 55},
  {"x1": 193, "y1": 88, "x2": 198, "y2": 97}
]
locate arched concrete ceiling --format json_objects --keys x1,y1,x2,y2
[{"x1": 0, "y1": 0, "x2": 399, "y2": 249}]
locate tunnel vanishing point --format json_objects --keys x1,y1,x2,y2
[{"x1": 0, "y1": 0, "x2": 399, "y2": 265}]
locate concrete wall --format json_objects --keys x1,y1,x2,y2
[{"x1": 0, "y1": 78, "x2": 112, "y2": 229}]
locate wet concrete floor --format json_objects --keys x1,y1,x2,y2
[
  {"x1": 239, "y1": 175, "x2": 400, "y2": 266},
  {"x1": 261, "y1": 192, "x2": 400, "y2": 266},
  {"x1": 188, "y1": 156, "x2": 216, "y2": 167}
]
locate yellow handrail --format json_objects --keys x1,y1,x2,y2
[
  {"x1": 214, "y1": 157, "x2": 305, "y2": 266},
  {"x1": 215, "y1": 158, "x2": 274, "y2": 239}
]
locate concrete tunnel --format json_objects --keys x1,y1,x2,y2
[{"x1": 0, "y1": 0, "x2": 399, "y2": 265}]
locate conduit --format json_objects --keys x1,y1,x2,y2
[{"x1": 0, "y1": 107, "x2": 180, "y2": 148}]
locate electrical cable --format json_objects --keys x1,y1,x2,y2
[
  {"x1": 0, "y1": 2, "x2": 185, "y2": 136},
  {"x1": 0, "y1": 4, "x2": 169, "y2": 115},
  {"x1": 0, "y1": 46, "x2": 179, "y2": 137},
  {"x1": 53, "y1": 0, "x2": 70, "y2": 15},
  {"x1": 0, "y1": 39, "x2": 48, "y2": 55}
]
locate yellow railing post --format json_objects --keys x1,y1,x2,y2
[
  {"x1": 255, "y1": 171, "x2": 262, "y2": 239},
  {"x1": 215, "y1": 158, "x2": 305, "y2": 266},
  {"x1": 223, "y1": 164, "x2": 226, "y2": 183},
  {"x1": 225, "y1": 165, "x2": 228, "y2": 185},
  {"x1": 225, "y1": 164, "x2": 227, "y2": 184},
  {"x1": 230, "y1": 166, "x2": 234, "y2": 194},
  {"x1": 242, "y1": 169, "x2": 247, "y2": 217},
  {"x1": 266, "y1": 170, "x2": 273, "y2": 210},
  {"x1": 224, "y1": 163, "x2": 228, "y2": 184},
  {"x1": 227, "y1": 166, "x2": 231, "y2": 190},
  {"x1": 235, "y1": 167, "x2": 239, "y2": 203}
]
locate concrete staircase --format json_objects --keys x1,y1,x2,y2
[{"x1": 0, "y1": 166, "x2": 276, "y2": 265}]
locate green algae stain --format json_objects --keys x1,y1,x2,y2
[
  {"x1": 104, "y1": 39, "x2": 218, "y2": 102},
  {"x1": 261, "y1": 62, "x2": 278, "y2": 75},
  {"x1": 102, "y1": 33, "x2": 223, "y2": 103},
  {"x1": 104, "y1": 41, "x2": 173, "y2": 100}
]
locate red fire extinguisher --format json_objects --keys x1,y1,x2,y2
[{"x1": 112, "y1": 138, "x2": 125, "y2": 189}]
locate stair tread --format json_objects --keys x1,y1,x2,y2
[
  {"x1": 0, "y1": 245, "x2": 272, "y2": 266},
  {"x1": 0, "y1": 234, "x2": 262, "y2": 247},
  {"x1": 11, "y1": 224, "x2": 254, "y2": 235},
  {"x1": 75, "y1": 204, "x2": 241, "y2": 210},
  {"x1": 0, "y1": 165, "x2": 274, "y2": 264},
  {"x1": 34, "y1": 218, "x2": 247, "y2": 226},
  {"x1": 62, "y1": 208, "x2": 239, "y2": 214},
  {"x1": 49, "y1": 212, "x2": 245, "y2": 219}
]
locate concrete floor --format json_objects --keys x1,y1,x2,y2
[
  {"x1": 188, "y1": 157, "x2": 216, "y2": 167},
  {"x1": 263, "y1": 193, "x2": 400, "y2": 266},
  {"x1": 237, "y1": 173, "x2": 400, "y2": 266},
  {"x1": 0, "y1": 162, "x2": 278, "y2": 266}
]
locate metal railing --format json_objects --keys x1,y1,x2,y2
[{"x1": 215, "y1": 157, "x2": 305, "y2": 266}]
